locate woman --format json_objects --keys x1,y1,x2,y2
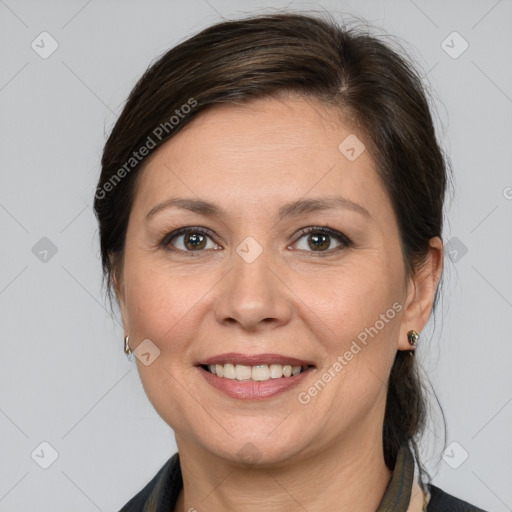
[{"x1": 94, "y1": 12, "x2": 488, "y2": 512}]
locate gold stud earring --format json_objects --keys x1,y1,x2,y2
[
  {"x1": 407, "y1": 330, "x2": 419, "y2": 356},
  {"x1": 407, "y1": 329, "x2": 419, "y2": 346}
]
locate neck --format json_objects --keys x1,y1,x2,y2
[{"x1": 174, "y1": 430, "x2": 392, "y2": 512}]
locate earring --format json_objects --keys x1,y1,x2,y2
[
  {"x1": 407, "y1": 329, "x2": 419, "y2": 356},
  {"x1": 124, "y1": 336, "x2": 133, "y2": 362}
]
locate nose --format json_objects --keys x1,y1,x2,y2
[{"x1": 214, "y1": 245, "x2": 294, "y2": 332}]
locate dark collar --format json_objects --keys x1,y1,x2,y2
[
  {"x1": 377, "y1": 442, "x2": 416, "y2": 511},
  {"x1": 138, "y1": 443, "x2": 416, "y2": 512}
]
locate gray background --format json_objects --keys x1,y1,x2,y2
[{"x1": 0, "y1": 0, "x2": 511, "y2": 510}]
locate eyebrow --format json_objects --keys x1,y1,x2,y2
[{"x1": 146, "y1": 196, "x2": 371, "y2": 221}]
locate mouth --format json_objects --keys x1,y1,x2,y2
[{"x1": 196, "y1": 353, "x2": 315, "y2": 400}]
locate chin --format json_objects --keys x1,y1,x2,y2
[{"x1": 193, "y1": 425, "x2": 315, "y2": 468}]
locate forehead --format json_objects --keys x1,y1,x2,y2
[
  {"x1": 164, "y1": 95, "x2": 350, "y2": 165},
  {"x1": 132, "y1": 96, "x2": 390, "y2": 220}
]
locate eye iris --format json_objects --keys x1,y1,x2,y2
[
  {"x1": 184, "y1": 233, "x2": 206, "y2": 250},
  {"x1": 308, "y1": 233, "x2": 330, "y2": 251}
]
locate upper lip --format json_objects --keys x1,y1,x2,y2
[{"x1": 198, "y1": 352, "x2": 315, "y2": 367}]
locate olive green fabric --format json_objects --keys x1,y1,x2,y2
[{"x1": 377, "y1": 440, "x2": 418, "y2": 511}]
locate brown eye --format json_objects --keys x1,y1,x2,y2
[
  {"x1": 307, "y1": 233, "x2": 331, "y2": 251},
  {"x1": 162, "y1": 227, "x2": 220, "y2": 253},
  {"x1": 183, "y1": 232, "x2": 207, "y2": 250},
  {"x1": 293, "y1": 227, "x2": 352, "y2": 254}
]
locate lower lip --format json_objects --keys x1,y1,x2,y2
[{"x1": 198, "y1": 366, "x2": 314, "y2": 400}]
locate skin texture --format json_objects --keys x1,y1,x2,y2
[{"x1": 114, "y1": 95, "x2": 443, "y2": 511}]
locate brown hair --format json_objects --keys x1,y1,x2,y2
[{"x1": 94, "y1": 11, "x2": 449, "y2": 486}]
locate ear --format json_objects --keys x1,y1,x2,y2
[{"x1": 398, "y1": 236, "x2": 444, "y2": 351}]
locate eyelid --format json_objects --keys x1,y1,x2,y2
[
  {"x1": 160, "y1": 225, "x2": 352, "y2": 255},
  {"x1": 160, "y1": 226, "x2": 220, "y2": 254},
  {"x1": 290, "y1": 226, "x2": 352, "y2": 252}
]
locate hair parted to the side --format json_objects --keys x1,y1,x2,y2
[{"x1": 94, "y1": 11, "x2": 449, "y2": 491}]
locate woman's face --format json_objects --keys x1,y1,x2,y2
[{"x1": 116, "y1": 95, "x2": 425, "y2": 465}]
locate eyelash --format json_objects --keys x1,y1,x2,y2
[{"x1": 159, "y1": 226, "x2": 352, "y2": 257}]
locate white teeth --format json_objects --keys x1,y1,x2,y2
[
  {"x1": 223, "y1": 363, "x2": 236, "y2": 380},
  {"x1": 235, "y1": 364, "x2": 252, "y2": 381},
  {"x1": 269, "y1": 364, "x2": 283, "y2": 379},
  {"x1": 206, "y1": 363, "x2": 307, "y2": 381},
  {"x1": 252, "y1": 365, "x2": 270, "y2": 381}
]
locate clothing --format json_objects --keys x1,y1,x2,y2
[{"x1": 118, "y1": 443, "x2": 488, "y2": 512}]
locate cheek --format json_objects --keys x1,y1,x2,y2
[
  {"x1": 295, "y1": 260, "x2": 402, "y2": 346},
  {"x1": 291, "y1": 261, "x2": 402, "y2": 416},
  {"x1": 296, "y1": 270, "x2": 402, "y2": 422},
  {"x1": 122, "y1": 254, "x2": 209, "y2": 342},
  {"x1": 121, "y1": 259, "x2": 210, "y2": 430}
]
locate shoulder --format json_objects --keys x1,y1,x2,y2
[
  {"x1": 117, "y1": 453, "x2": 182, "y2": 512},
  {"x1": 427, "y1": 484, "x2": 489, "y2": 512}
]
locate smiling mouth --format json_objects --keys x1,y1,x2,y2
[{"x1": 201, "y1": 363, "x2": 313, "y2": 382}]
